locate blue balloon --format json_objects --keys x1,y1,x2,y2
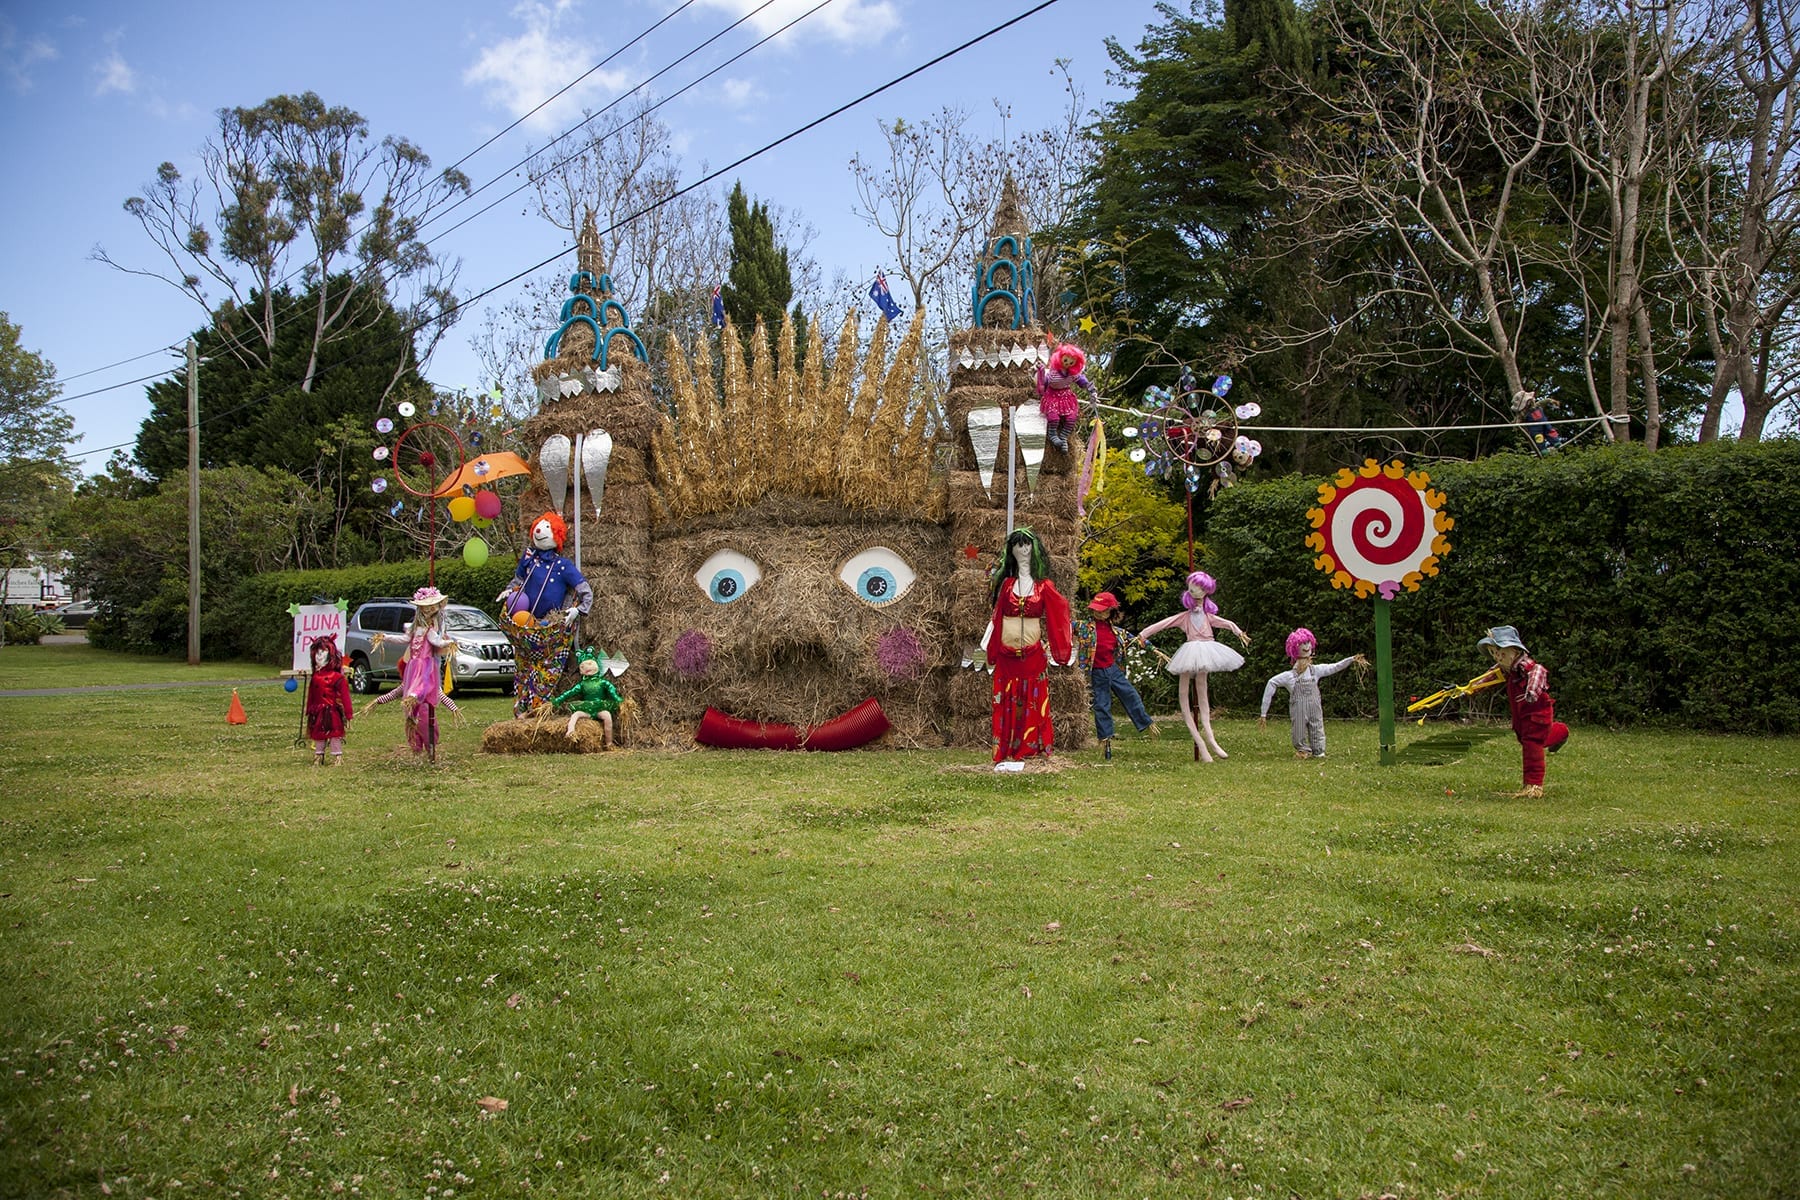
[{"x1": 284, "y1": 677, "x2": 299, "y2": 692}]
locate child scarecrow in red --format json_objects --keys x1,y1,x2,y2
[
  {"x1": 1477, "y1": 625, "x2": 1570, "y2": 797},
  {"x1": 304, "y1": 634, "x2": 354, "y2": 766}
]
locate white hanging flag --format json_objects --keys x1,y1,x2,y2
[
  {"x1": 1012, "y1": 405, "x2": 1048, "y2": 493},
  {"x1": 967, "y1": 407, "x2": 1004, "y2": 493},
  {"x1": 582, "y1": 429, "x2": 613, "y2": 518},
  {"x1": 540, "y1": 434, "x2": 572, "y2": 513}
]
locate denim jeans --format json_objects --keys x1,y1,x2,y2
[{"x1": 1091, "y1": 663, "x2": 1152, "y2": 740}]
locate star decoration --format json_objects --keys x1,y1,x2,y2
[
  {"x1": 1078, "y1": 316, "x2": 1097, "y2": 333},
  {"x1": 963, "y1": 544, "x2": 982, "y2": 560}
]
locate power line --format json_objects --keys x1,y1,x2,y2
[
  {"x1": 52, "y1": 367, "x2": 183, "y2": 407},
  {"x1": 296, "y1": 0, "x2": 1069, "y2": 404},
  {"x1": 53, "y1": 342, "x2": 184, "y2": 387},
  {"x1": 415, "y1": 0, "x2": 788, "y2": 242},
  {"x1": 58, "y1": 0, "x2": 1069, "y2": 470},
  {"x1": 50, "y1": 0, "x2": 728, "y2": 394}
]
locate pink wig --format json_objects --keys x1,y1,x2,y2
[
  {"x1": 1178, "y1": 570, "x2": 1218, "y2": 615},
  {"x1": 1051, "y1": 343, "x2": 1086, "y2": 376},
  {"x1": 1285, "y1": 628, "x2": 1316, "y2": 661}
]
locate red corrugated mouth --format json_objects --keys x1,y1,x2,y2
[{"x1": 694, "y1": 698, "x2": 891, "y2": 751}]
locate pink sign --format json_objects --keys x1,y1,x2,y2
[{"x1": 291, "y1": 604, "x2": 347, "y2": 672}]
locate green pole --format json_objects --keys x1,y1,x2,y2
[{"x1": 1375, "y1": 596, "x2": 1396, "y2": 764}]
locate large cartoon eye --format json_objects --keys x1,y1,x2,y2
[
  {"x1": 837, "y1": 546, "x2": 916, "y2": 608},
  {"x1": 694, "y1": 549, "x2": 762, "y2": 604}
]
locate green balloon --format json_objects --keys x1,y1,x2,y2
[{"x1": 462, "y1": 537, "x2": 490, "y2": 567}]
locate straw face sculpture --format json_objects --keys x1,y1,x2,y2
[
  {"x1": 640, "y1": 311, "x2": 954, "y2": 749},
  {"x1": 489, "y1": 202, "x2": 1089, "y2": 753}
]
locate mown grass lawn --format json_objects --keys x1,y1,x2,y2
[{"x1": 0, "y1": 644, "x2": 1794, "y2": 1198}]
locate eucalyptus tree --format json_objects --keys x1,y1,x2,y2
[{"x1": 98, "y1": 92, "x2": 470, "y2": 397}]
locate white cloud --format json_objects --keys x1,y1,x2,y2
[
  {"x1": 464, "y1": 1, "x2": 631, "y2": 132},
  {"x1": 718, "y1": 76, "x2": 764, "y2": 109},
  {"x1": 93, "y1": 49, "x2": 135, "y2": 96},
  {"x1": 0, "y1": 18, "x2": 58, "y2": 93},
  {"x1": 693, "y1": 0, "x2": 900, "y2": 45}
]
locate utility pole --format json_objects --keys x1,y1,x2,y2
[{"x1": 186, "y1": 337, "x2": 201, "y2": 665}]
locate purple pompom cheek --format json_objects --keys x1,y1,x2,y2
[
  {"x1": 673, "y1": 628, "x2": 712, "y2": 680},
  {"x1": 875, "y1": 626, "x2": 927, "y2": 680}
]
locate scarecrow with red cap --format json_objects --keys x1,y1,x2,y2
[{"x1": 1085, "y1": 591, "x2": 1157, "y2": 760}]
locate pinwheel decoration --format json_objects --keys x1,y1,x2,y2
[
  {"x1": 375, "y1": 419, "x2": 468, "y2": 586},
  {"x1": 1124, "y1": 369, "x2": 1263, "y2": 493}
]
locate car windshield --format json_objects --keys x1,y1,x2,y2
[{"x1": 445, "y1": 607, "x2": 500, "y2": 632}]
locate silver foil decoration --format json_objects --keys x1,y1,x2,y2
[
  {"x1": 1013, "y1": 405, "x2": 1048, "y2": 493},
  {"x1": 581, "y1": 429, "x2": 613, "y2": 518},
  {"x1": 539, "y1": 434, "x2": 572, "y2": 513},
  {"x1": 967, "y1": 407, "x2": 1004, "y2": 494}
]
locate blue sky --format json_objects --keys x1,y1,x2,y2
[{"x1": 0, "y1": 0, "x2": 1168, "y2": 474}]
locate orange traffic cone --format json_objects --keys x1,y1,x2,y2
[{"x1": 227, "y1": 689, "x2": 248, "y2": 725}]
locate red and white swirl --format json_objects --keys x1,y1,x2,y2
[{"x1": 1323, "y1": 473, "x2": 1434, "y2": 588}]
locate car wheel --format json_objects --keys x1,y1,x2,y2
[{"x1": 350, "y1": 654, "x2": 378, "y2": 695}]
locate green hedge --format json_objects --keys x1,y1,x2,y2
[
  {"x1": 217, "y1": 558, "x2": 517, "y2": 664},
  {"x1": 1201, "y1": 440, "x2": 1800, "y2": 732}
]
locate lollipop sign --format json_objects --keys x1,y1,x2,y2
[
  {"x1": 1307, "y1": 460, "x2": 1451, "y2": 600},
  {"x1": 1304, "y1": 459, "x2": 1452, "y2": 765}
]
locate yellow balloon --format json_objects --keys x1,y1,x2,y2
[{"x1": 447, "y1": 495, "x2": 476, "y2": 522}]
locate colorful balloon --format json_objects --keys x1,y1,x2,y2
[
  {"x1": 473, "y1": 490, "x2": 502, "y2": 520},
  {"x1": 462, "y1": 537, "x2": 490, "y2": 567},
  {"x1": 447, "y1": 495, "x2": 477, "y2": 522}
]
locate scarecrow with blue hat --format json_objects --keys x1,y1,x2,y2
[{"x1": 1476, "y1": 625, "x2": 1571, "y2": 797}]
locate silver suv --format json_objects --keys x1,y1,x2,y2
[{"x1": 344, "y1": 599, "x2": 515, "y2": 694}]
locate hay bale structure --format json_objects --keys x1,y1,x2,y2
[{"x1": 514, "y1": 190, "x2": 1087, "y2": 751}]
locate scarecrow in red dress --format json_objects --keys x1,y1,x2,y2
[
  {"x1": 304, "y1": 634, "x2": 354, "y2": 766},
  {"x1": 981, "y1": 527, "x2": 1074, "y2": 770}
]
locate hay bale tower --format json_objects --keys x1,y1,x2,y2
[
  {"x1": 943, "y1": 175, "x2": 1090, "y2": 750},
  {"x1": 518, "y1": 213, "x2": 660, "y2": 716}
]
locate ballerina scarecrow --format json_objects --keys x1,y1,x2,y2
[{"x1": 1138, "y1": 571, "x2": 1251, "y2": 762}]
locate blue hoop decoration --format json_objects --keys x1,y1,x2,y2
[
  {"x1": 568, "y1": 271, "x2": 613, "y2": 295},
  {"x1": 559, "y1": 295, "x2": 632, "y2": 327},
  {"x1": 968, "y1": 236, "x2": 1036, "y2": 328},
  {"x1": 600, "y1": 325, "x2": 648, "y2": 367},
  {"x1": 544, "y1": 270, "x2": 650, "y2": 365},
  {"x1": 543, "y1": 317, "x2": 649, "y2": 367},
  {"x1": 544, "y1": 314, "x2": 603, "y2": 361}
]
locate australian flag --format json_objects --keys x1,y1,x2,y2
[
  {"x1": 869, "y1": 271, "x2": 903, "y2": 321},
  {"x1": 711, "y1": 284, "x2": 725, "y2": 328}
]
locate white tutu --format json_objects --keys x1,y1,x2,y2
[{"x1": 1165, "y1": 639, "x2": 1244, "y2": 675}]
